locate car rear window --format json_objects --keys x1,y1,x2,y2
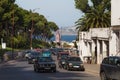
[{"x1": 102, "y1": 58, "x2": 109, "y2": 64}]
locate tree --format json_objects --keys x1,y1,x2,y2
[
  {"x1": 0, "y1": 0, "x2": 59, "y2": 49},
  {"x1": 75, "y1": 0, "x2": 111, "y2": 31}
]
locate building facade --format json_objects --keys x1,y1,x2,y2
[
  {"x1": 77, "y1": 0, "x2": 120, "y2": 64},
  {"x1": 78, "y1": 28, "x2": 117, "y2": 64}
]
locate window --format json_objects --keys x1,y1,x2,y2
[
  {"x1": 102, "y1": 58, "x2": 109, "y2": 64},
  {"x1": 109, "y1": 57, "x2": 115, "y2": 65},
  {"x1": 114, "y1": 57, "x2": 120, "y2": 65}
]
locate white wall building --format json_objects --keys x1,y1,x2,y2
[
  {"x1": 78, "y1": 28, "x2": 118, "y2": 64},
  {"x1": 111, "y1": 0, "x2": 120, "y2": 55},
  {"x1": 111, "y1": 0, "x2": 120, "y2": 26},
  {"x1": 77, "y1": 0, "x2": 120, "y2": 64}
]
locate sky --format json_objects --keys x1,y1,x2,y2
[{"x1": 15, "y1": 0, "x2": 83, "y2": 28}]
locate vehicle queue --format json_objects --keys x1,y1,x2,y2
[{"x1": 24, "y1": 48, "x2": 85, "y2": 73}]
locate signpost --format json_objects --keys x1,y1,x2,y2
[
  {"x1": 2, "y1": 43, "x2": 6, "y2": 49},
  {"x1": 1, "y1": 38, "x2": 6, "y2": 62}
]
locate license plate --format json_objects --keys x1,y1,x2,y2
[
  {"x1": 73, "y1": 66, "x2": 79, "y2": 68},
  {"x1": 45, "y1": 67, "x2": 50, "y2": 69}
]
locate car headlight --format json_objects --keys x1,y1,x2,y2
[
  {"x1": 69, "y1": 63, "x2": 72, "y2": 66},
  {"x1": 62, "y1": 62, "x2": 65, "y2": 64}
]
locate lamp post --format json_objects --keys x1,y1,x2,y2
[{"x1": 30, "y1": 8, "x2": 40, "y2": 50}]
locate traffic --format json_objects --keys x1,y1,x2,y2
[{"x1": 24, "y1": 48, "x2": 85, "y2": 73}]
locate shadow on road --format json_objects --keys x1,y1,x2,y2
[{"x1": 0, "y1": 59, "x2": 99, "y2": 80}]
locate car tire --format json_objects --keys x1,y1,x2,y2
[
  {"x1": 53, "y1": 69, "x2": 56, "y2": 72},
  {"x1": 63, "y1": 66, "x2": 66, "y2": 69},
  {"x1": 58, "y1": 64, "x2": 62, "y2": 69},
  {"x1": 81, "y1": 68, "x2": 85, "y2": 71},
  {"x1": 34, "y1": 68, "x2": 36, "y2": 72},
  {"x1": 100, "y1": 72, "x2": 108, "y2": 80},
  {"x1": 34, "y1": 67, "x2": 39, "y2": 73},
  {"x1": 67, "y1": 66, "x2": 70, "y2": 71}
]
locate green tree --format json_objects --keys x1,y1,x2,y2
[
  {"x1": 75, "y1": 0, "x2": 111, "y2": 31},
  {"x1": 0, "y1": 0, "x2": 59, "y2": 49}
]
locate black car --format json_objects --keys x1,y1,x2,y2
[
  {"x1": 33, "y1": 57, "x2": 56, "y2": 72},
  {"x1": 64, "y1": 56, "x2": 85, "y2": 71},
  {"x1": 100, "y1": 56, "x2": 120, "y2": 80},
  {"x1": 58, "y1": 52, "x2": 69, "y2": 69},
  {"x1": 27, "y1": 51, "x2": 40, "y2": 64}
]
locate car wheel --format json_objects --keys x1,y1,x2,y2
[
  {"x1": 34, "y1": 67, "x2": 36, "y2": 72},
  {"x1": 81, "y1": 68, "x2": 85, "y2": 71},
  {"x1": 34, "y1": 67, "x2": 39, "y2": 73},
  {"x1": 53, "y1": 69, "x2": 56, "y2": 72},
  {"x1": 63, "y1": 66, "x2": 66, "y2": 69},
  {"x1": 100, "y1": 72, "x2": 108, "y2": 80},
  {"x1": 58, "y1": 64, "x2": 62, "y2": 69},
  {"x1": 67, "y1": 66, "x2": 70, "y2": 71}
]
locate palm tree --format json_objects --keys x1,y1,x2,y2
[{"x1": 75, "y1": 0, "x2": 111, "y2": 31}]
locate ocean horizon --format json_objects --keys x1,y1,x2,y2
[{"x1": 51, "y1": 35, "x2": 77, "y2": 42}]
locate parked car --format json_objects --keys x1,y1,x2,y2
[
  {"x1": 33, "y1": 56, "x2": 56, "y2": 72},
  {"x1": 100, "y1": 56, "x2": 120, "y2": 80},
  {"x1": 57, "y1": 51, "x2": 69, "y2": 69},
  {"x1": 25, "y1": 50, "x2": 33, "y2": 59},
  {"x1": 64, "y1": 56, "x2": 85, "y2": 71},
  {"x1": 27, "y1": 51, "x2": 40, "y2": 64}
]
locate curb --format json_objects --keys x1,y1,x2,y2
[{"x1": 85, "y1": 69, "x2": 99, "y2": 74}]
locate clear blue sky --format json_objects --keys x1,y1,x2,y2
[{"x1": 15, "y1": 0, "x2": 83, "y2": 27}]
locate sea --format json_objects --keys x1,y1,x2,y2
[{"x1": 51, "y1": 35, "x2": 77, "y2": 42}]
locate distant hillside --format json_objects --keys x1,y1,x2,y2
[{"x1": 59, "y1": 26, "x2": 78, "y2": 35}]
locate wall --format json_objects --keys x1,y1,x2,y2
[{"x1": 111, "y1": 0, "x2": 120, "y2": 26}]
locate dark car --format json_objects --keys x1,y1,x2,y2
[
  {"x1": 33, "y1": 57, "x2": 56, "y2": 72},
  {"x1": 64, "y1": 56, "x2": 85, "y2": 71},
  {"x1": 57, "y1": 52, "x2": 69, "y2": 69},
  {"x1": 41, "y1": 50, "x2": 52, "y2": 57},
  {"x1": 50, "y1": 48, "x2": 64, "y2": 55},
  {"x1": 100, "y1": 56, "x2": 120, "y2": 80},
  {"x1": 27, "y1": 51, "x2": 40, "y2": 64}
]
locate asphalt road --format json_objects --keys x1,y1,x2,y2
[{"x1": 0, "y1": 56, "x2": 100, "y2": 80}]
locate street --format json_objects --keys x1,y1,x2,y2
[{"x1": 0, "y1": 56, "x2": 100, "y2": 80}]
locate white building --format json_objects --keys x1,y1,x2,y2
[
  {"x1": 78, "y1": 28, "x2": 118, "y2": 64},
  {"x1": 111, "y1": 0, "x2": 120, "y2": 26},
  {"x1": 111, "y1": 0, "x2": 120, "y2": 55},
  {"x1": 77, "y1": 0, "x2": 120, "y2": 64}
]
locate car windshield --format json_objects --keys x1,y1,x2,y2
[
  {"x1": 68, "y1": 57, "x2": 81, "y2": 61},
  {"x1": 61, "y1": 54, "x2": 68, "y2": 59},
  {"x1": 38, "y1": 57, "x2": 53, "y2": 62},
  {"x1": 31, "y1": 52, "x2": 40, "y2": 56}
]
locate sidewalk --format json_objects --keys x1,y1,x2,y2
[
  {"x1": 84, "y1": 63, "x2": 100, "y2": 74},
  {"x1": 0, "y1": 60, "x2": 16, "y2": 67}
]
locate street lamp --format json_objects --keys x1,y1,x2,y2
[{"x1": 30, "y1": 8, "x2": 40, "y2": 50}]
